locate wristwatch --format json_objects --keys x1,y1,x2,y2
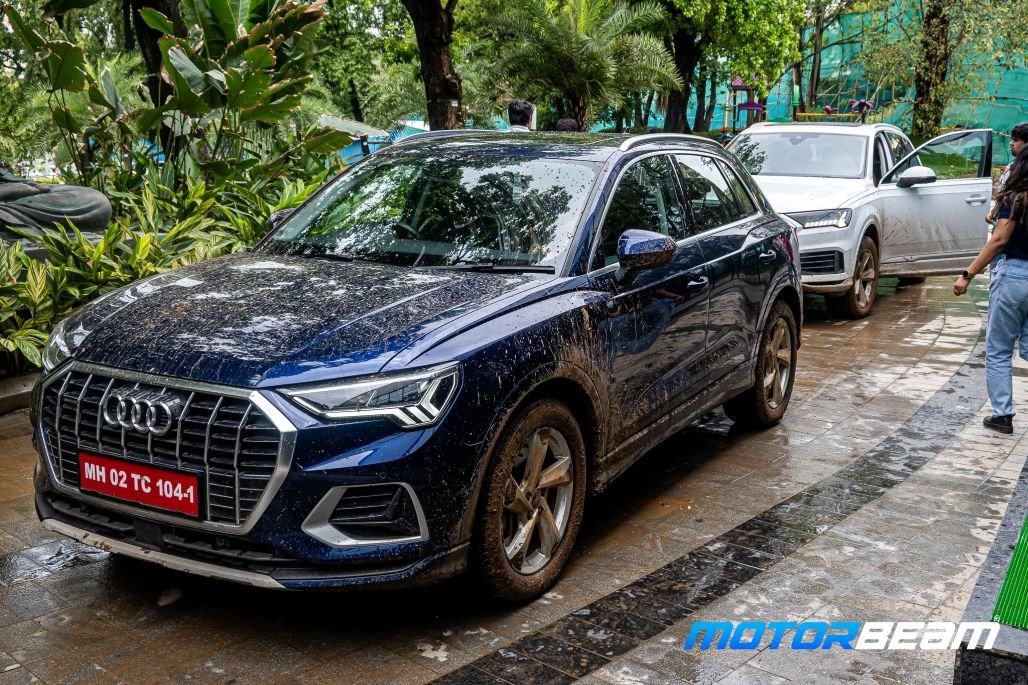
[{"x1": 962, "y1": 270, "x2": 973, "y2": 280}]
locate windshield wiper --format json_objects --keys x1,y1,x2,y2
[
  {"x1": 432, "y1": 262, "x2": 556, "y2": 273},
  {"x1": 308, "y1": 252, "x2": 356, "y2": 262}
]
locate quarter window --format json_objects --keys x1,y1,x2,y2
[
  {"x1": 593, "y1": 156, "x2": 684, "y2": 268},
  {"x1": 675, "y1": 154, "x2": 743, "y2": 231},
  {"x1": 873, "y1": 136, "x2": 889, "y2": 185},
  {"x1": 885, "y1": 132, "x2": 914, "y2": 166},
  {"x1": 716, "y1": 160, "x2": 757, "y2": 216}
]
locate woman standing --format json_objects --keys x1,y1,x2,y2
[{"x1": 954, "y1": 145, "x2": 1028, "y2": 434}]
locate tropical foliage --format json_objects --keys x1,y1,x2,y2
[
  {"x1": 0, "y1": 0, "x2": 352, "y2": 373},
  {"x1": 500, "y1": 0, "x2": 681, "y2": 132},
  {"x1": 0, "y1": 171, "x2": 320, "y2": 373}
]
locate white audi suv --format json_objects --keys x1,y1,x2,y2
[{"x1": 729, "y1": 122, "x2": 993, "y2": 317}]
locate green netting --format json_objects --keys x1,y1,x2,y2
[
  {"x1": 992, "y1": 514, "x2": 1028, "y2": 629},
  {"x1": 759, "y1": 7, "x2": 1026, "y2": 156},
  {"x1": 654, "y1": 5, "x2": 1026, "y2": 143}
]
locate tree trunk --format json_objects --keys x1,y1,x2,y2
[
  {"x1": 911, "y1": 0, "x2": 950, "y2": 140},
  {"x1": 400, "y1": 0, "x2": 463, "y2": 130},
  {"x1": 122, "y1": 0, "x2": 135, "y2": 51},
  {"x1": 128, "y1": 0, "x2": 186, "y2": 107},
  {"x1": 663, "y1": 28, "x2": 702, "y2": 133},
  {"x1": 693, "y1": 68, "x2": 707, "y2": 131},
  {"x1": 805, "y1": 8, "x2": 824, "y2": 110},
  {"x1": 614, "y1": 110, "x2": 624, "y2": 133},
  {"x1": 633, "y1": 92, "x2": 644, "y2": 129},
  {"x1": 703, "y1": 78, "x2": 717, "y2": 130},
  {"x1": 348, "y1": 77, "x2": 364, "y2": 123},
  {"x1": 569, "y1": 95, "x2": 589, "y2": 132},
  {"x1": 642, "y1": 91, "x2": 655, "y2": 129}
]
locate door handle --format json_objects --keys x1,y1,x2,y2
[
  {"x1": 686, "y1": 276, "x2": 709, "y2": 292},
  {"x1": 965, "y1": 194, "x2": 988, "y2": 205},
  {"x1": 758, "y1": 250, "x2": 777, "y2": 264}
]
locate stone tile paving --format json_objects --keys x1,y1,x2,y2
[{"x1": 0, "y1": 278, "x2": 1020, "y2": 684}]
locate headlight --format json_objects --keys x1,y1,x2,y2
[
  {"x1": 42, "y1": 318, "x2": 71, "y2": 372},
  {"x1": 281, "y1": 363, "x2": 460, "y2": 427},
  {"x1": 786, "y1": 209, "x2": 852, "y2": 229}
]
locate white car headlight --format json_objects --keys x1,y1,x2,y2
[
  {"x1": 281, "y1": 363, "x2": 460, "y2": 427},
  {"x1": 42, "y1": 318, "x2": 72, "y2": 372},
  {"x1": 787, "y1": 209, "x2": 852, "y2": 229}
]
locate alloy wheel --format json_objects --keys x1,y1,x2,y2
[
  {"x1": 763, "y1": 317, "x2": 793, "y2": 410},
  {"x1": 855, "y1": 247, "x2": 876, "y2": 308},
  {"x1": 501, "y1": 427, "x2": 575, "y2": 575}
]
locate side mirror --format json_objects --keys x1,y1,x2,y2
[
  {"x1": 896, "y1": 165, "x2": 937, "y2": 188},
  {"x1": 616, "y1": 229, "x2": 677, "y2": 285},
  {"x1": 267, "y1": 208, "x2": 295, "y2": 231}
]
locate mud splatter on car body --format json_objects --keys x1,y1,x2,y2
[{"x1": 32, "y1": 133, "x2": 801, "y2": 591}]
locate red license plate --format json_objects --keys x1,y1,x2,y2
[{"x1": 79, "y1": 453, "x2": 200, "y2": 517}]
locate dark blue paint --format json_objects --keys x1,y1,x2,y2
[{"x1": 35, "y1": 133, "x2": 802, "y2": 588}]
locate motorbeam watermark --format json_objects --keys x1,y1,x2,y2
[{"x1": 684, "y1": 621, "x2": 1000, "y2": 651}]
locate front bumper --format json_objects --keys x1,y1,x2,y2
[
  {"x1": 796, "y1": 225, "x2": 860, "y2": 294},
  {"x1": 33, "y1": 361, "x2": 494, "y2": 589},
  {"x1": 802, "y1": 276, "x2": 854, "y2": 294},
  {"x1": 36, "y1": 491, "x2": 468, "y2": 589}
]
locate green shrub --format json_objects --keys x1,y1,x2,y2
[{"x1": 0, "y1": 0, "x2": 365, "y2": 375}]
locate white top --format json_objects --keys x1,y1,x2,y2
[{"x1": 508, "y1": 124, "x2": 531, "y2": 132}]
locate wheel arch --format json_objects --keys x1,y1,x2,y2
[
  {"x1": 775, "y1": 283, "x2": 803, "y2": 335},
  {"x1": 862, "y1": 222, "x2": 880, "y2": 248},
  {"x1": 459, "y1": 362, "x2": 606, "y2": 542}
]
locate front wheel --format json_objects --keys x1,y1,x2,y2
[
  {"x1": 826, "y1": 236, "x2": 879, "y2": 319},
  {"x1": 723, "y1": 300, "x2": 798, "y2": 428},
  {"x1": 472, "y1": 399, "x2": 586, "y2": 603}
]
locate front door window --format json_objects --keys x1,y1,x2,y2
[
  {"x1": 593, "y1": 156, "x2": 684, "y2": 269},
  {"x1": 884, "y1": 129, "x2": 991, "y2": 183}
]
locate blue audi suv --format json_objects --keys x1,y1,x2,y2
[{"x1": 32, "y1": 132, "x2": 801, "y2": 600}]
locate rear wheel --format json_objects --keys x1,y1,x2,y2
[
  {"x1": 826, "y1": 236, "x2": 879, "y2": 319},
  {"x1": 724, "y1": 301, "x2": 798, "y2": 428},
  {"x1": 472, "y1": 399, "x2": 586, "y2": 602}
]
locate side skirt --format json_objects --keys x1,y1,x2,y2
[{"x1": 594, "y1": 362, "x2": 755, "y2": 492}]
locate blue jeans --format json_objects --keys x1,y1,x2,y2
[{"x1": 986, "y1": 258, "x2": 1028, "y2": 416}]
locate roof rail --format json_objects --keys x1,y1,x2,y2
[
  {"x1": 618, "y1": 133, "x2": 718, "y2": 151},
  {"x1": 396, "y1": 129, "x2": 500, "y2": 145}
]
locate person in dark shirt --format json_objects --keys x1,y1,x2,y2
[
  {"x1": 507, "y1": 100, "x2": 534, "y2": 132},
  {"x1": 954, "y1": 145, "x2": 1028, "y2": 433}
]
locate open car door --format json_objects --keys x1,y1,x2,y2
[{"x1": 874, "y1": 129, "x2": 992, "y2": 276}]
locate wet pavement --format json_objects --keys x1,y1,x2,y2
[{"x1": 1, "y1": 277, "x2": 1025, "y2": 684}]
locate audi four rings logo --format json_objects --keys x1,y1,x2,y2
[{"x1": 103, "y1": 388, "x2": 185, "y2": 436}]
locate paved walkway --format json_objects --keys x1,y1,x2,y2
[{"x1": 0, "y1": 277, "x2": 1024, "y2": 684}]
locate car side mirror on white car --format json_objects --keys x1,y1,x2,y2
[{"x1": 896, "y1": 166, "x2": 937, "y2": 189}]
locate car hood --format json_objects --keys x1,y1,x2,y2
[
  {"x1": 751, "y1": 175, "x2": 871, "y2": 214},
  {"x1": 66, "y1": 253, "x2": 544, "y2": 387}
]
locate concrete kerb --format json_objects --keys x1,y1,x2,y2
[
  {"x1": 954, "y1": 455, "x2": 1028, "y2": 683},
  {"x1": 0, "y1": 372, "x2": 37, "y2": 415}
]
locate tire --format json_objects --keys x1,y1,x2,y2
[
  {"x1": 723, "y1": 300, "x2": 798, "y2": 428},
  {"x1": 472, "y1": 399, "x2": 587, "y2": 603},
  {"x1": 898, "y1": 276, "x2": 927, "y2": 286},
  {"x1": 826, "y1": 236, "x2": 879, "y2": 319}
]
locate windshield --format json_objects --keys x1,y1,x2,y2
[
  {"x1": 731, "y1": 132, "x2": 868, "y2": 179},
  {"x1": 261, "y1": 150, "x2": 598, "y2": 269}
]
